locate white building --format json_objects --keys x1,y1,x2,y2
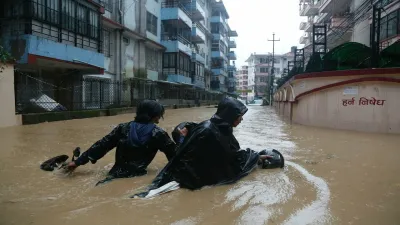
[
  {"x1": 245, "y1": 52, "x2": 294, "y2": 101},
  {"x1": 299, "y1": 0, "x2": 400, "y2": 61}
]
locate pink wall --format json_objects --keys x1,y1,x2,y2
[{"x1": 274, "y1": 68, "x2": 400, "y2": 134}]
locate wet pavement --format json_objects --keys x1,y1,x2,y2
[{"x1": 0, "y1": 106, "x2": 399, "y2": 225}]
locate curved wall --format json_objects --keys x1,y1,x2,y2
[{"x1": 274, "y1": 68, "x2": 400, "y2": 134}]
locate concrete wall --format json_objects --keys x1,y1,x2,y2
[
  {"x1": 0, "y1": 64, "x2": 21, "y2": 127},
  {"x1": 274, "y1": 69, "x2": 400, "y2": 134}
]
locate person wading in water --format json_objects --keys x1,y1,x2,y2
[{"x1": 63, "y1": 100, "x2": 183, "y2": 185}]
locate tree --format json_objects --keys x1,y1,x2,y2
[{"x1": 0, "y1": 44, "x2": 13, "y2": 73}]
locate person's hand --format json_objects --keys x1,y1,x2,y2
[
  {"x1": 178, "y1": 127, "x2": 188, "y2": 137},
  {"x1": 258, "y1": 155, "x2": 272, "y2": 164},
  {"x1": 62, "y1": 161, "x2": 78, "y2": 173}
]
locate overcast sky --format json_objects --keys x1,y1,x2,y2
[{"x1": 223, "y1": 0, "x2": 304, "y2": 67}]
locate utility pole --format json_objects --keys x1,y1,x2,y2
[{"x1": 268, "y1": 33, "x2": 280, "y2": 106}]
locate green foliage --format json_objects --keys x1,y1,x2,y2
[{"x1": 0, "y1": 44, "x2": 13, "y2": 73}]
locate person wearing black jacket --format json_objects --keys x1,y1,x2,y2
[
  {"x1": 64, "y1": 100, "x2": 178, "y2": 184},
  {"x1": 134, "y1": 97, "x2": 273, "y2": 196}
]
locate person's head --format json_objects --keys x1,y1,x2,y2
[
  {"x1": 215, "y1": 97, "x2": 248, "y2": 127},
  {"x1": 134, "y1": 100, "x2": 165, "y2": 124}
]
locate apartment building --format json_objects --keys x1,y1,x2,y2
[
  {"x1": 245, "y1": 53, "x2": 293, "y2": 101},
  {"x1": 299, "y1": 0, "x2": 400, "y2": 59},
  {"x1": 209, "y1": 0, "x2": 238, "y2": 93},
  {"x1": 0, "y1": 0, "x2": 237, "y2": 112},
  {"x1": 235, "y1": 66, "x2": 249, "y2": 100}
]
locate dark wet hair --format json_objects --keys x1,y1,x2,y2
[{"x1": 134, "y1": 100, "x2": 165, "y2": 123}]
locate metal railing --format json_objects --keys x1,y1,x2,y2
[
  {"x1": 161, "y1": 33, "x2": 191, "y2": 46},
  {"x1": 14, "y1": 74, "x2": 223, "y2": 114},
  {"x1": 161, "y1": 1, "x2": 192, "y2": 19},
  {"x1": 193, "y1": 22, "x2": 207, "y2": 34}
]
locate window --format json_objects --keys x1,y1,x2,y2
[
  {"x1": 211, "y1": 23, "x2": 220, "y2": 33},
  {"x1": 47, "y1": 0, "x2": 59, "y2": 24},
  {"x1": 77, "y1": 4, "x2": 88, "y2": 35},
  {"x1": 211, "y1": 40, "x2": 219, "y2": 51},
  {"x1": 103, "y1": 29, "x2": 111, "y2": 57},
  {"x1": 146, "y1": 11, "x2": 158, "y2": 35},
  {"x1": 146, "y1": 47, "x2": 161, "y2": 72},
  {"x1": 89, "y1": 10, "x2": 99, "y2": 38},
  {"x1": 32, "y1": 0, "x2": 45, "y2": 20},
  {"x1": 379, "y1": 9, "x2": 399, "y2": 40},
  {"x1": 62, "y1": 0, "x2": 75, "y2": 30},
  {"x1": 103, "y1": 0, "x2": 112, "y2": 12},
  {"x1": 260, "y1": 67, "x2": 268, "y2": 73},
  {"x1": 163, "y1": 53, "x2": 176, "y2": 68}
]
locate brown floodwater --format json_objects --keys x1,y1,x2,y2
[{"x1": 0, "y1": 106, "x2": 399, "y2": 225}]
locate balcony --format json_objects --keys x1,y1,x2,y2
[
  {"x1": 191, "y1": 0, "x2": 206, "y2": 21},
  {"x1": 317, "y1": 13, "x2": 330, "y2": 23},
  {"x1": 305, "y1": 21, "x2": 314, "y2": 32},
  {"x1": 161, "y1": 34, "x2": 192, "y2": 54},
  {"x1": 213, "y1": 33, "x2": 228, "y2": 46},
  {"x1": 228, "y1": 51, "x2": 237, "y2": 60},
  {"x1": 193, "y1": 79, "x2": 205, "y2": 88},
  {"x1": 192, "y1": 51, "x2": 205, "y2": 64},
  {"x1": 300, "y1": 22, "x2": 307, "y2": 30},
  {"x1": 300, "y1": 3, "x2": 320, "y2": 16},
  {"x1": 320, "y1": 0, "x2": 349, "y2": 14},
  {"x1": 211, "y1": 15, "x2": 226, "y2": 24},
  {"x1": 192, "y1": 23, "x2": 206, "y2": 43},
  {"x1": 228, "y1": 64, "x2": 236, "y2": 71},
  {"x1": 228, "y1": 30, "x2": 238, "y2": 37},
  {"x1": 300, "y1": 35, "x2": 309, "y2": 44},
  {"x1": 228, "y1": 40, "x2": 237, "y2": 48},
  {"x1": 9, "y1": 34, "x2": 104, "y2": 73},
  {"x1": 161, "y1": 1, "x2": 192, "y2": 28},
  {"x1": 167, "y1": 74, "x2": 192, "y2": 85},
  {"x1": 212, "y1": 68, "x2": 227, "y2": 77}
]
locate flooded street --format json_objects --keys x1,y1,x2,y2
[{"x1": 0, "y1": 106, "x2": 400, "y2": 225}]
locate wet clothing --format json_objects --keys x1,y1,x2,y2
[
  {"x1": 136, "y1": 97, "x2": 260, "y2": 194},
  {"x1": 74, "y1": 121, "x2": 176, "y2": 179}
]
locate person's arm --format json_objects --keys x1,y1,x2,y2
[
  {"x1": 156, "y1": 130, "x2": 177, "y2": 161},
  {"x1": 70, "y1": 124, "x2": 124, "y2": 169}
]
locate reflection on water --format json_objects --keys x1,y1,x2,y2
[{"x1": 0, "y1": 106, "x2": 400, "y2": 225}]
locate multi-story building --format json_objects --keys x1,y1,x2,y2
[
  {"x1": 235, "y1": 66, "x2": 248, "y2": 100},
  {"x1": 209, "y1": 0, "x2": 237, "y2": 93},
  {"x1": 245, "y1": 53, "x2": 293, "y2": 101},
  {"x1": 1, "y1": 0, "x2": 238, "y2": 111},
  {"x1": 299, "y1": 0, "x2": 400, "y2": 62}
]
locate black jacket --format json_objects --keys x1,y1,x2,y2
[
  {"x1": 74, "y1": 121, "x2": 176, "y2": 179},
  {"x1": 136, "y1": 97, "x2": 260, "y2": 194}
]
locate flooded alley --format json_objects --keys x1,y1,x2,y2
[{"x1": 0, "y1": 106, "x2": 399, "y2": 225}]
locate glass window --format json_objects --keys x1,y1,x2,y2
[{"x1": 146, "y1": 11, "x2": 158, "y2": 35}]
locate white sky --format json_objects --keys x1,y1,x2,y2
[{"x1": 223, "y1": 0, "x2": 305, "y2": 67}]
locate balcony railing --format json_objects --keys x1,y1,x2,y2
[
  {"x1": 300, "y1": 22, "x2": 307, "y2": 30},
  {"x1": 161, "y1": 1, "x2": 192, "y2": 19},
  {"x1": 193, "y1": 22, "x2": 207, "y2": 34},
  {"x1": 161, "y1": 33, "x2": 191, "y2": 46}
]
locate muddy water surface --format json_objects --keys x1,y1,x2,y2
[{"x1": 0, "y1": 106, "x2": 399, "y2": 225}]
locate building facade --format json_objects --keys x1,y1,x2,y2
[
  {"x1": 299, "y1": 0, "x2": 400, "y2": 62},
  {"x1": 209, "y1": 0, "x2": 237, "y2": 93},
  {"x1": 245, "y1": 53, "x2": 293, "y2": 101},
  {"x1": 235, "y1": 66, "x2": 248, "y2": 100},
  {"x1": 0, "y1": 0, "x2": 238, "y2": 112}
]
